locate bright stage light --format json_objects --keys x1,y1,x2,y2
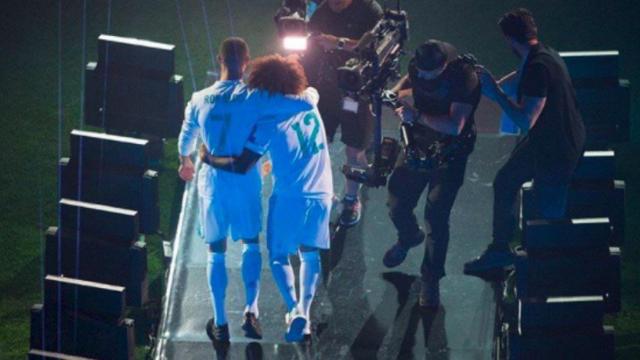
[{"x1": 283, "y1": 36, "x2": 308, "y2": 51}]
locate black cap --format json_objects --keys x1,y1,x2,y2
[{"x1": 414, "y1": 40, "x2": 454, "y2": 71}]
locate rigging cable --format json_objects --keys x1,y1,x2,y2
[{"x1": 175, "y1": 0, "x2": 197, "y2": 92}]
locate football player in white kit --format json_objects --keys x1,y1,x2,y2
[
  {"x1": 177, "y1": 38, "x2": 314, "y2": 345},
  {"x1": 200, "y1": 54, "x2": 332, "y2": 343}
]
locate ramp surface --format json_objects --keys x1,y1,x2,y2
[{"x1": 155, "y1": 123, "x2": 516, "y2": 359}]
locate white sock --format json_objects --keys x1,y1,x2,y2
[
  {"x1": 207, "y1": 252, "x2": 228, "y2": 326},
  {"x1": 299, "y1": 250, "x2": 321, "y2": 332},
  {"x1": 241, "y1": 243, "x2": 262, "y2": 317},
  {"x1": 269, "y1": 255, "x2": 298, "y2": 312}
]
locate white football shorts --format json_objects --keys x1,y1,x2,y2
[{"x1": 266, "y1": 195, "x2": 332, "y2": 256}]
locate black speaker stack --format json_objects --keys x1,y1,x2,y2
[
  {"x1": 29, "y1": 34, "x2": 182, "y2": 359},
  {"x1": 495, "y1": 50, "x2": 629, "y2": 359},
  {"x1": 29, "y1": 276, "x2": 134, "y2": 359},
  {"x1": 60, "y1": 130, "x2": 160, "y2": 235},
  {"x1": 495, "y1": 150, "x2": 624, "y2": 359}
]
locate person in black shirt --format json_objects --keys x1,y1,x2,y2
[
  {"x1": 383, "y1": 40, "x2": 481, "y2": 307},
  {"x1": 464, "y1": 8, "x2": 586, "y2": 276},
  {"x1": 303, "y1": 0, "x2": 383, "y2": 226}
]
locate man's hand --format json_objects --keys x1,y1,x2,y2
[
  {"x1": 395, "y1": 98, "x2": 419, "y2": 123},
  {"x1": 261, "y1": 159, "x2": 272, "y2": 177},
  {"x1": 311, "y1": 33, "x2": 339, "y2": 51},
  {"x1": 475, "y1": 65, "x2": 501, "y2": 101},
  {"x1": 179, "y1": 156, "x2": 195, "y2": 182}
]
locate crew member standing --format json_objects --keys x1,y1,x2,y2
[
  {"x1": 304, "y1": 0, "x2": 383, "y2": 226},
  {"x1": 464, "y1": 8, "x2": 586, "y2": 276}
]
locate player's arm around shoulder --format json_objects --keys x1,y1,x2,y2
[
  {"x1": 299, "y1": 86, "x2": 320, "y2": 107},
  {"x1": 249, "y1": 88, "x2": 314, "y2": 116}
]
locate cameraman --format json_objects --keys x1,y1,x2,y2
[
  {"x1": 303, "y1": 0, "x2": 383, "y2": 226},
  {"x1": 382, "y1": 40, "x2": 481, "y2": 307}
]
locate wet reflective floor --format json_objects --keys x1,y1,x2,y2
[{"x1": 155, "y1": 129, "x2": 516, "y2": 360}]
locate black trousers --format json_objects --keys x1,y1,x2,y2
[
  {"x1": 387, "y1": 159, "x2": 467, "y2": 281},
  {"x1": 492, "y1": 142, "x2": 575, "y2": 247},
  {"x1": 314, "y1": 80, "x2": 374, "y2": 151}
]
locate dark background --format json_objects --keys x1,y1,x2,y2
[{"x1": 1, "y1": 0, "x2": 638, "y2": 358}]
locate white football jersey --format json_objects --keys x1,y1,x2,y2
[
  {"x1": 247, "y1": 88, "x2": 333, "y2": 199},
  {"x1": 177, "y1": 80, "x2": 314, "y2": 197}
]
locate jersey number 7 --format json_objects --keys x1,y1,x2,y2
[{"x1": 208, "y1": 113, "x2": 232, "y2": 152}]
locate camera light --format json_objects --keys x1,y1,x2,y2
[{"x1": 283, "y1": 36, "x2": 308, "y2": 51}]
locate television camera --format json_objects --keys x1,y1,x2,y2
[
  {"x1": 338, "y1": 8, "x2": 409, "y2": 187},
  {"x1": 336, "y1": 9, "x2": 408, "y2": 96},
  {"x1": 274, "y1": 1, "x2": 412, "y2": 187},
  {"x1": 344, "y1": 55, "x2": 482, "y2": 186}
]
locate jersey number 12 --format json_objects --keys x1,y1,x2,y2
[{"x1": 291, "y1": 112, "x2": 324, "y2": 157}]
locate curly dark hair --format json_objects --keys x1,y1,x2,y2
[{"x1": 248, "y1": 54, "x2": 308, "y2": 95}]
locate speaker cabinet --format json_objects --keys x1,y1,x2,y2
[
  {"x1": 517, "y1": 297, "x2": 605, "y2": 336},
  {"x1": 504, "y1": 324, "x2": 615, "y2": 360},
  {"x1": 59, "y1": 199, "x2": 138, "y2": 247},
  {"x1": 560, "y1": 50, "x2": 629, "y2": 146},
  {"x1": 69, "y1": 129, "x2": 151, "y2": 172},
  {"x1": 43, "y1": 275, "x2": 126, "y2": 324},
  {"x1": 28, "y1": 349, "x2": 97, "y2": 360},
  {"x1": 59, "y1": 157, "x2": 159, "y2": 234},
  {"x1": 521, "y1": 180, "x2": 625, "y2": 245},
  {"x1": 45, "y1": 227, "x2": 148, "y2": 307},
  {"x1": 572, "y1": 150, "x2": 616, "y2": 182},
  {"x1": 522, "y1": 218, "x2": 611, "y2": 254},
  {"x1": 515, "y1": 248, "x2": 621, "y2": 313},
  {"x1": 97, "y1": 34, "x2": 175, "y2": 77},
  {"x1": 29, "y1": 304, "x2": 134, "y2": 359}
]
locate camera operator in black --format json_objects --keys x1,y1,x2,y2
[
  {"x1": 303, "y1": 0, "x2": 383, "y2": 226},
  {"x1": 382, "y1": 40, "x2": 480, "y2": 307}
]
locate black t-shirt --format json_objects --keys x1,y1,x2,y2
[
  {"x1": 518, "y1": 43, "x2": 586, "y2": 179},
  {"x1": 407, "y1": 49, "x2": 481, "y2": 157},
  {"x1": 409, "y1": 58, "x2": 481, "y2": 116},
  {"x1": 304, "y1": 0, "x2": 383, "y2": 83},
  {"x1": 308, "y1": 0, "x2": 382, "y2": 38}
]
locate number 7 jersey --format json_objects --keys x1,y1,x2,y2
[{"x1": 247, "y1": 87, "x2": 334, "y2": 199}]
